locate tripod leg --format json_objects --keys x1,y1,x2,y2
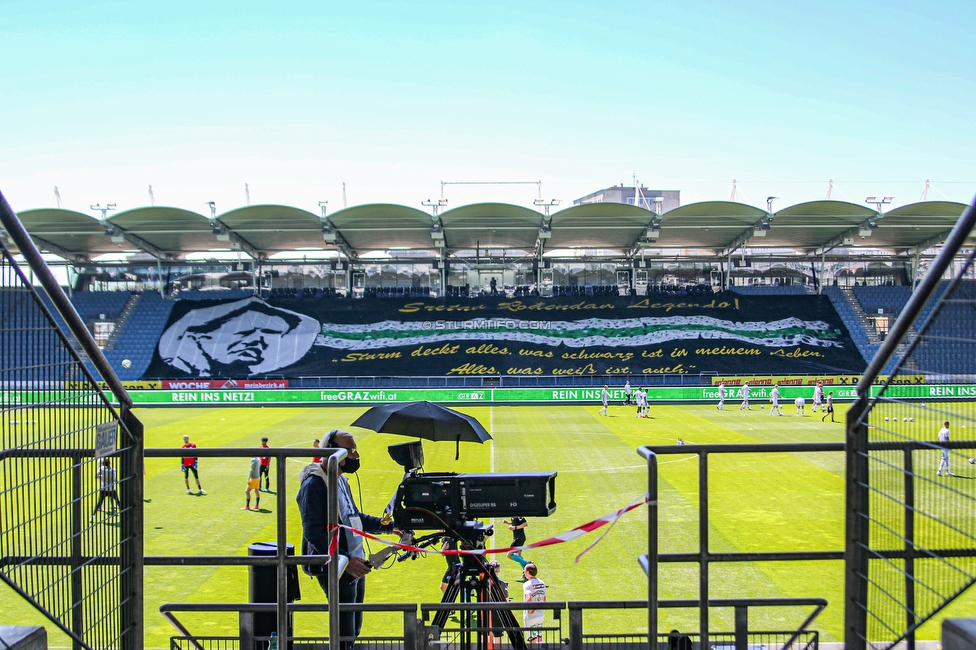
[
  {"x1": 431, "y1": 564, "x2": 462, "y2": 629},
  {"x1": 483, "y1": 571, "x2": 526, "y2": 650}
]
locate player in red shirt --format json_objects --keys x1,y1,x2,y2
[
  {"x1": 259, "y1": 437, "x2": 271, "y2": 492},
  {"x1": 181, "y1": 434, "x2": 205, "y2": 495},
  {"x1": 312, "y1": 439, "x2": 323, "y2": 464}
]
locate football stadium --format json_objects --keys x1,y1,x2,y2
[{"x1": 1, "y1": 186, "x2": 975, "y2": 650}]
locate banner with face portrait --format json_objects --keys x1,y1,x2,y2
[{"x1": 145, "y1": 293, "x2": 866, "y2": 379}]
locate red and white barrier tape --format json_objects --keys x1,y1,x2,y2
[{"x1": 330, "y1": 492, "x2": 651, "y2": 564}]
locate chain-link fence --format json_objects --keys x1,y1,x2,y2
[
  {"x1": 846, "y1": 198, "x2": 976, "y2": 650},
  {"x1": 0, "y1": 191, "x2": 144, "y2": 650}
]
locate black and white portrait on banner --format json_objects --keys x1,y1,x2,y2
[
  {"x1": 145, "y1": 294, "x2": 865, "y2": 379},
  {"x1": 157, "y1": 298, "x2": 320, "y2": 377}
]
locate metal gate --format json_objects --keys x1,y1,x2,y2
[
  {"x1": 0, "y1": 191, "x2": 144, "y2": 650},
  {"x1": 846, "y1": 198, "x2": 976, "y2": 649}
]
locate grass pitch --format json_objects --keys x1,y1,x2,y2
[{"x1": 4, "y1": 401, "x2": 975, "y2": 647}]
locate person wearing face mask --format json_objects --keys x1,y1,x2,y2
[{"x1": 297, "y1": 430, "x2": 395, "y2": 650}]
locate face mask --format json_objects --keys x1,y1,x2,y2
[{"x1": 341, "y1": 456, "x2": 360, "y2": 474}]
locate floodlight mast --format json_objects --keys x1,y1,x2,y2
[
  {"x1": 865, "y1": 196, "x2": 893, "y2": 216},
  {"x1": 533, "y1": 198, "x2": 561, "y2": 217},
  {"x1": 421, "y1": 198, "x2": 448, "y2": 217},
  {"x1": 652, "y1": 196, "x2": 664, "y2": 216},
  {"x1": 89, "y1": 203, "x2": 116, "y2": 220}
]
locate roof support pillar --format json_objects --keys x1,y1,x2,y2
[
  {"x1": 911, "y1": 250, "x2": 921, "y2": 291},
  {"x1": 157, "y1": 257, "x2": 165, "y2": 298},
  {"x1": 819, "y1": 251, "x2": 826, "y2": 295},
  {"x1": 726, "y1": 250, "x2": 732, "y2": 291}
]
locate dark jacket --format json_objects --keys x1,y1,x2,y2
[{"x1": 296, "y1": 464, "x2": 392, "y2": 574}]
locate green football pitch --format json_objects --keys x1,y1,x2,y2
[{"x1": 4, "y1": 401, "x2": 975, "y2": 647}]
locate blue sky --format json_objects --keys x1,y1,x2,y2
[{"x1": 1, "y1": 0, "x2": 973, "y2": 214}]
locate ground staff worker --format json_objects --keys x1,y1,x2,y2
[{"x1": 297, "y1": 430, "x2": 395, "y2": 650}]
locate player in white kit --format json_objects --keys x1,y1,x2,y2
[
  {"x1": 739, "y1": 382, "x2": 752, "y2": 411},
  {"x1": 937, "y1": 421, "x2": 954, "y2": 477},
  {"x1": 522, "y1": 563, "x2": 547, "y2": 642},
  {"x1": 769, "y1": 384, "x2": 783, "y2": 416},
  {"x1": 794, "y1": 396, "x2": 806, "y2": 416}
]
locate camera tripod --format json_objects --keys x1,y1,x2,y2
[{"x1": 432, "y1": 552, "x2": 527, "y2": 650}]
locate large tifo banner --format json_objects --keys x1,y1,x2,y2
[{"x1": 143, "y1": 293, "x2": 866, "y2": 379}]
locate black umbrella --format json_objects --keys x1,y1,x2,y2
[{"x1": 350, "y1": 401, "x2": 491, "y2": 460}]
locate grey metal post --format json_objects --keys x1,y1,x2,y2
[
  {"x1": 904, "y1": 447, "x2": 916, "y2": 650},
  {"x1": 276, "y1": 454, "x2": 288, "y2": 648},
  {"x1": 71, "y1": 453, "x2": 84, "y2": 650},
  {"x1": 648, "y1": 451, "x2": 658, "y2": 650},
  {"x1": 820, "y1": 251, "x2": 826, "y2": 295},
  {"x1": 734, "y1": 605, "x2": 748, "y2": 650},
  {"x1": 699, "y1": 452, "x2": 709, "y2": 650},
  {"x1": 120, "y1": 408, "x2": 145, "y2": 650},
  {"x1": 327, "y1": 449, "x2": 346, "y2": 650},
  {"x1": 568, "y1": 604, "x2": 583, "y2": 650},
  {"x1": 844, "y1": 395, "x2": 870, "y2": 650},
  {"x1": 402, "y1": 608, "x2": 418, "y2": 650},
  {"x1": 157, "y1": 257, "x2": 164, "y2": 298},
  {"x1": 726, "y1": 252, "x2": 732, "y2": 291}
]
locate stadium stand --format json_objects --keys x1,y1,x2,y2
[
  {"x1": 912, "y1": 280, "x2": 976, "y2": 375},
  {"x1": 20, "y1": 279, "x2": 971, "y2": 381},
  {"x1": 99, "y1": 292, "x2": 175, "y2": 380},
  {"x1": 823, "y1": 286, "x2": 875, "y2": 366},
  {"x1": 851, "y1": 285, "x2": 913, "y2": 315},
  {"x1": 70, "y1": 290, "x2": 131, "y2": 322}
]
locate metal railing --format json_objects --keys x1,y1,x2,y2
[
  {"x1": 159, "y1": 599, "x2": 825, "y2": 649},
  {"x1": 639, "y1": 443, "x2": 841, "y2": 649},
  {"x1": 142, "y1": 447, "x2": 346, "y2": 650}
]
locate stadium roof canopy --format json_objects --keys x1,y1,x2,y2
[{"x1": 7, "y1": 199, "x2": 971, "y2": 262}]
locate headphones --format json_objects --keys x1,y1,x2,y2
[{"x1": 324, "y1": 430, "x2": 339, "y2": 449}]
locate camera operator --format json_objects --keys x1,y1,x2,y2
[{"x1": 297, "y1": 430, "x2": 395, "y2": 650}]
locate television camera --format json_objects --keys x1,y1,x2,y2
[
  {"x1": 386, "y1": 440, "x2": 556, "y2": 538},
  {"x1": 378, "y1": 440, "x2": 557, "y2": 649}
]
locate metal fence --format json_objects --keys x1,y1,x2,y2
[
  {"x1": 160, "y1": 599, "x2": 822, "y2": 650},
  {"x1": 638, "y1": 443, "x2": 836, "y2": 650},
  {"x1": 845, "y1": 197, "x2": 976, "y2": 650},
  {"x1": 0, "y1": 190, "x2": 145, "y2": 650}
]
